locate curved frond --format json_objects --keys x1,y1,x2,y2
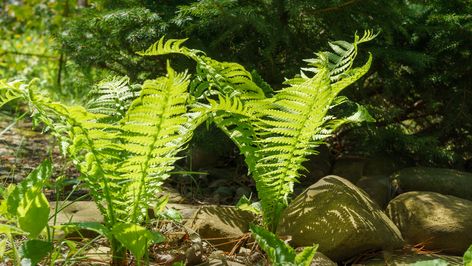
[
  {"x1": 0, "y1": 80, "x2": 26, "y2": 108},
  {"x1": 86, "y1": 76, "x2": 139, "y2": 121},
  {"x1": 119, "y1": 64, "x2": 201, "y2": 223},
  {"x1": 302, "y1": 30, "x2": 378, "y2": 81}
]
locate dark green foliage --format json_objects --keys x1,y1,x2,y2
[{"x1": 57, "y1": 0, "x2": 472, "y2": 168}]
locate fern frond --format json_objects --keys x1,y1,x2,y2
[
  {"x1": 139, "y1": 37, "x2": 266, "y2": 100},
  {"x1": 251, "y1": 33, "x2": 376, "y2": 230},
  {"x1": 119, "y1": 63, "x2": 201, "y2": 223},
  {"x1": 0, "y1": 80, "x2": 26, "y2": 108},
  {"x1": 86, "y1": 76, "x2": 139, "y2": 121},
  {"x1": 302, "y1": 30, "x2": 378, "y2": 81},
  {"x1": 137, "y1": 36, "x2": 202, "y2": 60}
]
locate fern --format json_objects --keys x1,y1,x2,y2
[
  {"x1": 138, "y1": 37, "x2": 266, "y2": 100},
  {"x1": 253, "y1": 32, "x2": 374, "y2": 230},
  {"x1": 139, "y1": 33, "x2": 374, "y2": 231},
  {"x1": 119, "y1": 65, "x2": 201, "y2": 223},
  {"x1": 0, "y1": 80, "x2": 26, "y2": 108},
  {"x1": 0, "y1": 64, "x2": 206, "y2": 264},
  {"x1": 86, "y1": 76, "x2": 140, "y2": 121}
]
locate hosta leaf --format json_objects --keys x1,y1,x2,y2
[{"x1": 17, "y1": 186, "x2": 50, "y2": 238}]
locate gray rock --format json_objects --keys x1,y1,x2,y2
[
  {"x1": 185, "y1": 206, "x2": 255, "y2": 252},
  {"x1": 386, "y1": 191, "x2": 472, "y2": 255},
  {"x1": 361, "y1": 251, "x2": 463, "y2": 265},
  {"x1": 311, "y1": 252, "x2": 337, "y2": 266},
  {"x1": 391, "y1": 167, "x2": 472, "y2": 201},
  {"x1": 277, "y1": 175, "x2": 403, "y2": 261},
  {"x1": 49, "y1": 201, "x2": 103, "y2": 225},
  {"x1": 356, "y1": 175, "x2": 392, "y2": 208}
]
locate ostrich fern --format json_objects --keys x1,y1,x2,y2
[
  {"x1": 0, "y1": 64, "x2": 206, "y2": 264},
  {"x1": 140, "y1": 32, "x2": 375, "y2": 231}
]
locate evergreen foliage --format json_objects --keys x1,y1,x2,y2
[{"x1": 55, "y1": 0, "x2": 472, "y2": 168}]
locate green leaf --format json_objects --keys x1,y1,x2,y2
[
  {"x1": 236, "y1": 195, "x2": 262, "y2": 216},
  {"x1": 464, "y1": 245, "x2": 472, "y2": 266},
  {"x1": 19, "y1": 240, "x2": 53, "y2": 266},
  {"x1": 295, "y1": 245, "x2": 318, "y2": 266},
  {"x1": 250, "y1": 224, "x2": 296, "y2": 265},
  {"x1": 17, "y1": 186, "x2": 50, "y2": 238},
  {"x1": 112, "y1": 223, "x2": 164, "y2": 260},
  {"x1": 160, "y1": 208, "x2": 183, "y2": 223},
  {"x1": 153, "y1": 195, "x2": 169, "y2": 215},
  {"x1": 60, "y1": 222, "x2": 111, "y2": 238},
  {"x1": 346, "y1": 104, "x2": 375, "y2": 123},
  {"x1": 6, "y1": 160, "x2": 52, "y2": 217},
  {"x1": 0, "y1": 239, "x2": 7, "y2": 258},
  {"x1": 0, "y1": 223, "x2": 26, "y2": 235}
]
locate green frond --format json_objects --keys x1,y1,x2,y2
[
  {"x1": 249, "y1": 33, "x2": 375, "y2": 230},
  {"x1": 86, "y1": 76, "x2": 139, "y2": 121},
  {"x1": 302, "y1": 30, "x2": 378, "y2": 82},
  {"x1": 136, "y1": 36, "x2": 202, "y2": 60},
  {"x1": 119, "y1": 64, "x2": 201, "y2": 223},
  {"x1": 0, "y1": 80, "x2": 26, "y2": 108},
  {"x1": 139, "y1": 37, "x2": 266, "y2": 100}
]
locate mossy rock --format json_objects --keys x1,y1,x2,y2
[
  {"x1": 391, "y1": 167, "x2": 472, "y2": 201},
  {"x1": 386, "y1": 191, "x2": 472, "y2": 255},
  {"x1": 277, "y1": 175, "x2": 403, "y2": 261}
]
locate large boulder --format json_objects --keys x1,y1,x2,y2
[
  {"x1": 185, "y1": 206, "x2": 255, "y2": 252},
  {"x1": 391, "y1": 167, "x2": 472, "y2": 201},
  {"x1": 277, "y1": 175, "x2": 403, "y2": 261},
  {"x1": 386, "y1": 191, "x2": 472, "y2": 255}
]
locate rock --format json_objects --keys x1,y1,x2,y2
[
  {"x1": 166, "y1": 203, "x2": 199, "y2": 220},
  {"x1": 391, "y1": 167, "x2": 472, "y2": 201},
  {"x1": 185, "y1": 206, "x2": 255, "y2": 252},
  {"x1": 310, "y1": 252, "x2": 337, "y2": 266},
  {"x1": 332, "y1": 157, "x2": 366, "y2": 183},
  {"x1": 277, "y1": 175, "x2": 403, "y2": 261},
  {"x1": 185, "y1": 242, "x2": 204, "y2": 265},
  {"x1": 386, "y1": 191, "x2": 472, "y2": 255},
  {"x1": 158, "y1": 186, "x2": 188, "y2": 203},
  {"x1": 206, "y1": 258, "x2": 245, "y2": 266},
  {"x1": 356, "y1": 175, "x2": 392, "y2": 208},
  {"x1": 49, "y1": 201, "x2": 103, "y2": 225},
  {"x1": 207, "y1": 251, "x2": 246, "y2": 266},
  {"x1": 84, "y1": 246, "x2": 110, "y2": 264},
  {"x1": 362, "y1": 251, "x2": 463, "y2": 265}
]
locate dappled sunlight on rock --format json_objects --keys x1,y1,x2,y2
[{"x1": 277, "y1": 175, "x2": 403, "y2": 261}]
